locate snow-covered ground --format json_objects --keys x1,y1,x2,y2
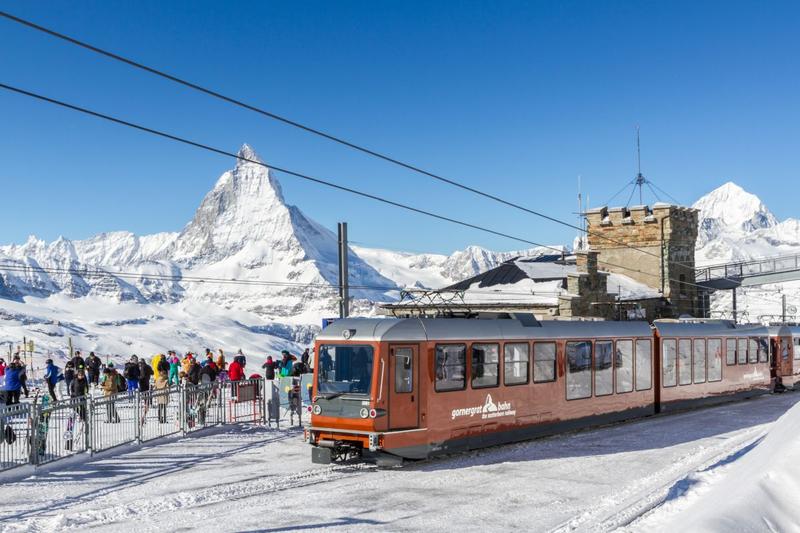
[{"x1": 1, "y1": 392, "x2": 797, "y2": 532}]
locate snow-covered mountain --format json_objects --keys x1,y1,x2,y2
[
  {"x1": 694, "y1": 181, "x2": 800, "y2": 265},
  {"x1": 0, "y1": 144, "x2": 550, "y2": 362}
]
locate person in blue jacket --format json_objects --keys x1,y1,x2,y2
[
  {"x1": 44, "y1": 359, "x2": 61, "y2": 401},
  {"x1": 4, "y1": 362, "x2": 22, "y2": 405}
]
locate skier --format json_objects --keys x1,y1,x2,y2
[
  {"x1": 69, "y1": 368, "x2": 89, "y2": 422},
  {"x1": 138, "y1": 359, "x2": 153, "y2": 393},
  {"x1": 228, "y1": 356, "x2": 245, "y2": 382},
  {"x1": 215, "y1": 350, "x2": 227, "y2": 372},
  {"x1": 168, "y1": 352, "x2": 181, "y2": 386},
  {"x1": 301, "y1": 348, "x2": 310, "y2": 368},
  {"x1": 0, "y1": 358, "x2": 5, "y2": 377},
  {"x1": 13, "y1": 356, "x2": 29, "y2": 398},
  {"x1": 124, "y1": 355, "x2": 141, "y2": 396},
  {"x1": 44, "y1": 359, "x2": 61, "y2": 401},
  {"x1": 100, "y1": 366, "x2": 121, "y2": 423},
  {"x1": 181, "y1": 353, "x2": 194, "y2": 375},
  {"x1": 4, "y1": 362, "x2": 22, "y2": 405},
  {"x1": 187, "y1": 358, "x2": 201, "y2": 386},
  {"x1": 154, "y1": 371, "x2": 169, "y2": 423},
  {"x1": 150, "y1": 353, "x2": 164, "y2": 375},
  {"x1": 199, "y1": 361, "x2": 217, "y2": 384},
  {"x1": 261, "y1": 356, "x2": 278, "y2": 380},
  {"x1": 64, "y1": 361, "x2": 76, "y2": 396},
  {"x1": 279, "y1": 351, "x2": 296, "y2": 377},
  {"x1": 70, "y1": 350, "x2": 85, "y2": 372},
  {"x1": 86, "y1": 352, "x2": 102, "y2": 386}
]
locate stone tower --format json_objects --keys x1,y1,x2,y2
[{"x1": 584, "y1": 203, "x2": 699, "y2": 317}]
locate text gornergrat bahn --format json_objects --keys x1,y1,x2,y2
[{"x1": 305, "y1": 316, "x2": 800, "y2": 465}]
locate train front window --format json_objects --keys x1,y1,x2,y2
[{"x1": 317, "y1": 345, "x2": 374, "y2": 397}]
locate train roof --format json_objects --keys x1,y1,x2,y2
[
  {"x1": 653, "y1": 320, "x2": 785, "y2": 338},
  {"x1": 316, "y1": 317, "x2": 653, "y2": 343}
]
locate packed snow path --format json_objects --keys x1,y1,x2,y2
[{"x1": 1, "y1": 393, "x2": 798, "y2": 532}]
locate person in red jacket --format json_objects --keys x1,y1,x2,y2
[{"x1": 228, "y1": 358, "x2": 244, "y2": 381}]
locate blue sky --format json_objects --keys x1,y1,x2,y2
[{"x1": 1, "y1": 1, "x2": 798, "y2": 254}]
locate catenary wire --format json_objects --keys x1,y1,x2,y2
[{"x1": 0, "y1": 10, "x2": 701, "y2": 270}]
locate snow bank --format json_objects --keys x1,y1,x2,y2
[{"x1": 645, "y1": 398, "x2": 800, "y2": 532}]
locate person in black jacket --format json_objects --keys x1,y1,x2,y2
[
  {"x1": 138, "y1": 360, "x2": 153, "y2": 392},
  {"x1": 124, "y1": 356, "x2": 141, "y2": 396},
  {"x1": 86, "y1": 352, "x2": 102, "y2": 386},
  {"x1": 70, "y1": 351, "x2": 85, "y2": 372},
  {"x1": 261, "y1": 356, "x2": 278, "y2": 380},
  {"x1": 187, "y1": 359, "x2": 201, "y2": 385},
  {"x1": 70, "y1": 369, "x2": 90, "y2": 422}
]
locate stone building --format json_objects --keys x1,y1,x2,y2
[{"x1": 584, "y1": 203, "x2": 699, "y2": 317}]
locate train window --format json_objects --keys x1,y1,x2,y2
[
  {"x1": 615, "y1": 340, "x2": 634, "y2": 393},
  {"x1": 726, "y1": 339, "x2": 736, "y2": 365},
  {"x1": 635, "y1": 339, "x2": 652, "y2": 391},
  {"x1": 471, "y1": 344, "x2": 500, "y2": 389},
  {"x1": 737, "y1": 339, "x2": 748, "y2": 365},
  {"x1": 533, "y1": 343, "x2": 557, "y2": 383},
  {"x1": 662, "y1": 339, "x2": 677, "y2": 387},
  {"x1": 504, "y1": 343, "x2": 529, "y2": 386},
  {"x1": 748, "y1": 339, "x2": 758, "y2": 364},
  {"x1": 566, "y1": 341, "x2": 592, "y2": 400},
  {"x1": 678, "y1": 339, "x2": 692, "y2": 385},
  {"x1": 794, "y1": 338, "x2": 800, "y2": 361},
  {"x1": 757, "y1": 338, "x2": 769, "y2": 363},
  {"x1": 693, "y1": 340, "x2": 706, "y2": 383},
  {"x1": 708, "y1": 339, "x2": 722, "y2": 382},
  {"x1": 393, "y1": 348, "x2": 413, "y2": 393},
  {"x1": 595, "y1": 341, "x2": 613, "y2": 396},
  {"x1": 435, "y1": 344, "x2": 466, "y2": 392}
]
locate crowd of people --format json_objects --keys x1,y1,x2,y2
[{"x1": 0, "y1": 347, "x2": 313, "y2": 407}]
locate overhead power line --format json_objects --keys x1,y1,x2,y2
[
  {"x1": 0, "y1": 82, "x2": 779, "y2": 309},
  {"x1": 0, "y1": 10, "x2": 691, "y2": 269}
]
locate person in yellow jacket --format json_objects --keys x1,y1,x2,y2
[
  {"x1": 181, "y1": 353, "x2": 194, "y2": 375},
  {"x1": 151, "y1": 353, "x2": 164, "y2": 374}
]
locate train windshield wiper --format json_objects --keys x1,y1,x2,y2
[{"x1": 319, "y1": 392, "x2": 345, "y2": 400}]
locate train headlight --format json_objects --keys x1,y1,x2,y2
[
  {"x1": 312, "y1": 404, "x2": 322, "y2": 415},
  {"x1": 359, "y1": 407, "x2": 369, "y2": 418},
  {"x1": 369, "y1": 408, "x2": 377, "y2": 419}
]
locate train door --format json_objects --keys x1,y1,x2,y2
[{"x1": 388, "y1": 345, "x2": 419, "y2": 430}]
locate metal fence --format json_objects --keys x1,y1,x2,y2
[{"x1": 0, "y1": 375, "x2": 312, "y2": 475}]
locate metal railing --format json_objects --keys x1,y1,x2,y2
[
  {"x1": 0, "y1": 374, "x2": 312, "y2": 475},
  {"x1": 696, "y1": 253, "x2": 800, "y2": 282}
]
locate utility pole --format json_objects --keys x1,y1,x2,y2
[
  {"x1": 732, "y1": 288, "x2": 737, "y2": 323},
  {"x1": 782, "y1": 294, "x2": 787, "y2": 323},
  {"x1": 337, "y1": 222, "x2": 350, "y2": 318}
]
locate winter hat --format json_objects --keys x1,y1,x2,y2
[{"x1": 108, "y1": 362, "x2": 114, "y2": 368}]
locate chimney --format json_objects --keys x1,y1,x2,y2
[{"x1": 575, "y1": 250, "x2": 598, "y2": 275}]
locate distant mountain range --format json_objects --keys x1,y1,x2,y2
[{"x1": 0, "y1": 145, "x2": 795, "y2": 360}]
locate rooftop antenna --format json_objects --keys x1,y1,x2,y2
[{"x1": 634, "y1": 125, "x2": 646, "y2": 205}]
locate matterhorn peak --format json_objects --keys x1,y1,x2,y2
[{"x1": 236, "y1": 143, "x2": 264, "y2": 167}]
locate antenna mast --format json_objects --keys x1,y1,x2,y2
[{"x1": 635, "y1": 125, "x2": 645, "y2": 205}]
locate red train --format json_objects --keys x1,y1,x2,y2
[{"x1": 307, "y1": 316, "x2": 798, "y2": 464}]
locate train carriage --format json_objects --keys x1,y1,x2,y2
[
  {"x1": 774, "y1": 326, "x2": 800, "y2": 389},
  {"x1": 308, "y1": 316, "x2": 783, "y2": 464},
  {"x1": 653, "y1": 321, "x2": 776, "y2": 412}
]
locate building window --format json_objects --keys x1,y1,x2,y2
[
  {"x1": 678, "y1": 339, "x2": 692, "y2": 385},
  {"x1": 566, "y1": 341, "x2": 592, "y2": 400},
  {"x1": 533, "y1": 342, "x2": 557, "y2": 383},
  {"x1": 708, "y1": 339, "x2": 722, "y2": 382},
  {"x1": 393, "y1": 348, "x2": 413, "y2": 393},
  {"x1": 635, "y1": 339, "x2": 652, "y2": 391},
  {"x1": 595, "y1": 341, "x2": 613, "y2": 396},
  {"x1": 662, "y1": 339, "x2": 677, "y2": 387},
  {"x1": 471, "y1": 344, "x2": 499, "y2": 389},
  {"x1": 616, "y1": 340, "x2": 634, "y2": 393},
  {"x1": 504, "y1": 343, "x2": 529, "y2": 386},
  {"x1": 435, "y1": 344, "x2": 466, "y2": 392},
  {"x1": 726, "y1": 339, "x2": 736, "y2": 365},
  {"x1": 738, "y1": 339, "x2": 748, "y2": 365}
]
